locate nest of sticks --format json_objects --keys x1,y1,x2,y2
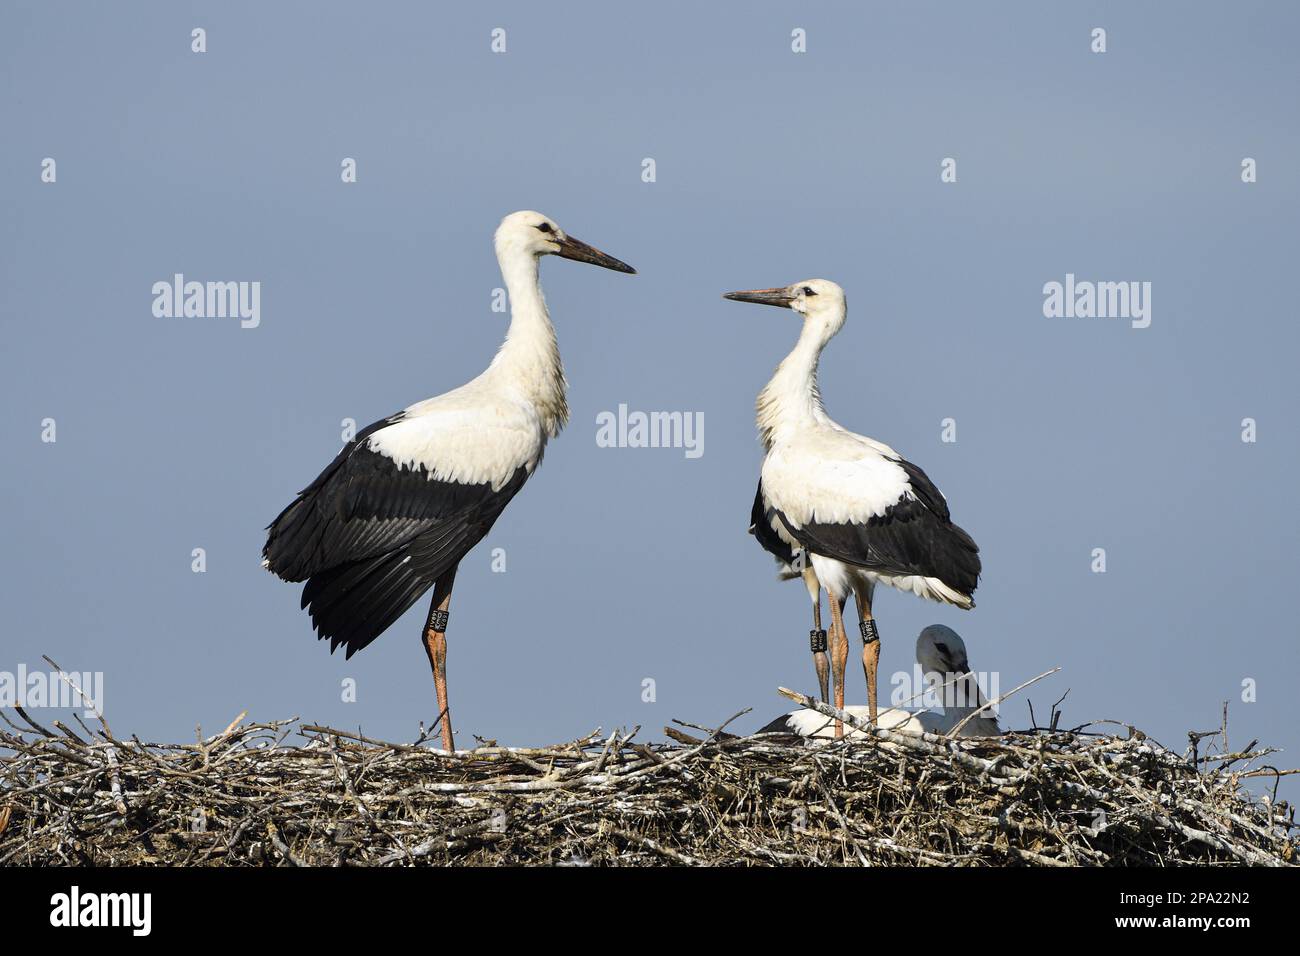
[{"x1": 1, "y1": 689, "x2": 1295, "y2": 867}]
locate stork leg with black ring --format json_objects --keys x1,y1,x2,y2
[
  {"x1": 421, "y1": 567, "x2": 458, "y2": 752},
  {"x1": 803, "y1": 567, "x2": 830, "y2": 702},
  {"x1": 856, "y1": 586, "x2": 880, "y2": 725}
]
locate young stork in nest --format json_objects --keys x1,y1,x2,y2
[
  {"x1": 725, "y1": 280, "x2": 981, "y2": 736},
  {"x1": 263, "y1": 211, "x2": 635, "y2": 752},
  {"x1": 759, "y1": 625, "x2": 1001, "y2": 740}
]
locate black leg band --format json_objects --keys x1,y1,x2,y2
[
  {"x1": 429, "y1": 609, "x2": 449, "y2": 632},
  {"x1": 809, "y1": 629, "x2": 827, "y2": 653},
  {"x1": 859, "y1": 620, "x2": 879, "y2": 645}
]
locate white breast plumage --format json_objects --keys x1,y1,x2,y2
[
  {"x1": 366, "y1": 390, "x2": 545, "y2": 490},
  {"x1": 761, "y1": 435, "x2": 913, "y2": 528}
]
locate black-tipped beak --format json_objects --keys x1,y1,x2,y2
[
  {"x1": 723, "y1": 287, "x2": 795, "y2": 308},
  {"x1": 554, "y1": 235, "x2": 636, "y2": 274}
]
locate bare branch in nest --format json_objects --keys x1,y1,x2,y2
[
  {"x1": 0, "y1": 703, "x2": 1294, "y2": 867},
  {"x1": 947, "y1": 668, "x2": 1061, "y2": 738}
]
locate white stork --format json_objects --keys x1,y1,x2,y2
[
  {"x1": 725, "y1": 279, "x2": 981, "y2": 735},
  {"x1": 759, "y1": 624, "x2": 1002, "y2": 740},
  {"x1": 262, "y1": 210, "x2": 635, "y2": 752}
]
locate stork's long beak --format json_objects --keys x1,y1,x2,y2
[
  {"x1": 722, "y1": 287, "x2": 794, "y2": 308},
  {"x1": 554, "y1": 235, "x2": 636, "y2": 274}
]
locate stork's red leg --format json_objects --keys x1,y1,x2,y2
[
  {"x1": 805, "y1": 570, "x2": 829, "y2": 703},
  {"x1": 827, "y1": 591, "x2": 849, "y2": 738},
  {"x1": 811, "y1": 603, "x2": 830, "y2": 705},
  {"x1": 855, "y1": 590, "x2": 880, "y2": 725},
  {"x1": 422, "y1": 568, "x2": 458, "y2": 752}
]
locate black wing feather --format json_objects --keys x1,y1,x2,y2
[
  {"x1": 749, "y1": 480, "x2": 799, "y2": 566},
  {"x1": 295, "y1": 463, "x2": 529, "y2": 657},
  {"x1": 264, "y1": 414, "x2": 531, "y2": 656},
  {"x1": 774, "y1": 456, "x2": 980, "y2": 599},
  {"x1": 263, "y1": 413, "x2": 405, "y2": 581}
]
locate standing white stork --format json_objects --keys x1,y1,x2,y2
[
  {"x1": 725, "y1": 279, "x2": 981, "y2": 735},
  {"x1": 759, "y1": 624, "x2": 1002, "y2": 739},
  {"x1": 262, "y1": 210, "x2": 635, "y2": 752}
]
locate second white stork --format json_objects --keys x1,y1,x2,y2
[
  {"x1": 759, "y1": 624, "x2": 1002, "y2": 740},
  {"x1": 262, "y1": 210, "x2": 635, "y2": 752},
  {"x1": 725, "y1": 279, "x2": 981, "y2": 735}
]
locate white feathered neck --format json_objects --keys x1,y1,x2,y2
[
  {"x1": 486, "y1": 248, "x2": 569, "y2": 439},
  {"x1": 756, "y1": 320, "x2": 832, "y2": 451}
]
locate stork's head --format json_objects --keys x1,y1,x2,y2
[
  {"x1": 494, "y1": 210, "x2": 635, "y2": 273},
  {"x1": 918, "y1": 624, "x2": 998, "y2": 726},
  {"x1": 917, "y1": 623, "x2": 986, "y2": 709},
  {"x1": 917, "y1": 624, "x2": 972, "y2": 677},
  {"x1": 722, "y1": 279, "x2": 846, "y2": 342}
]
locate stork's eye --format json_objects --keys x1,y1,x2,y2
[
  {"x1": 802, "y1": 286, "x2": 816, "y2": 296},
  {"x1": 934, "y1": 643, "x2": 950, "y2": 658},
  {"x1": 536, "y1": 223, "x2": 553, "y2": 234}
]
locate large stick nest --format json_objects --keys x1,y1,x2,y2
[{"x1": 1, "y1": 702, "x2": 1294, "y2": 866}]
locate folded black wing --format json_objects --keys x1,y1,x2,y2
[
  {"x1": 774, "y1": 458, "x2": 980, "y2": 598},
  {"x1": 263, "y1": 416, "x2": 530, "y2": 656}
]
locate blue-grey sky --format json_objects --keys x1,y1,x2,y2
[{"x1": 2, "y1": 2, "x2": 1296, "y2": 795}]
